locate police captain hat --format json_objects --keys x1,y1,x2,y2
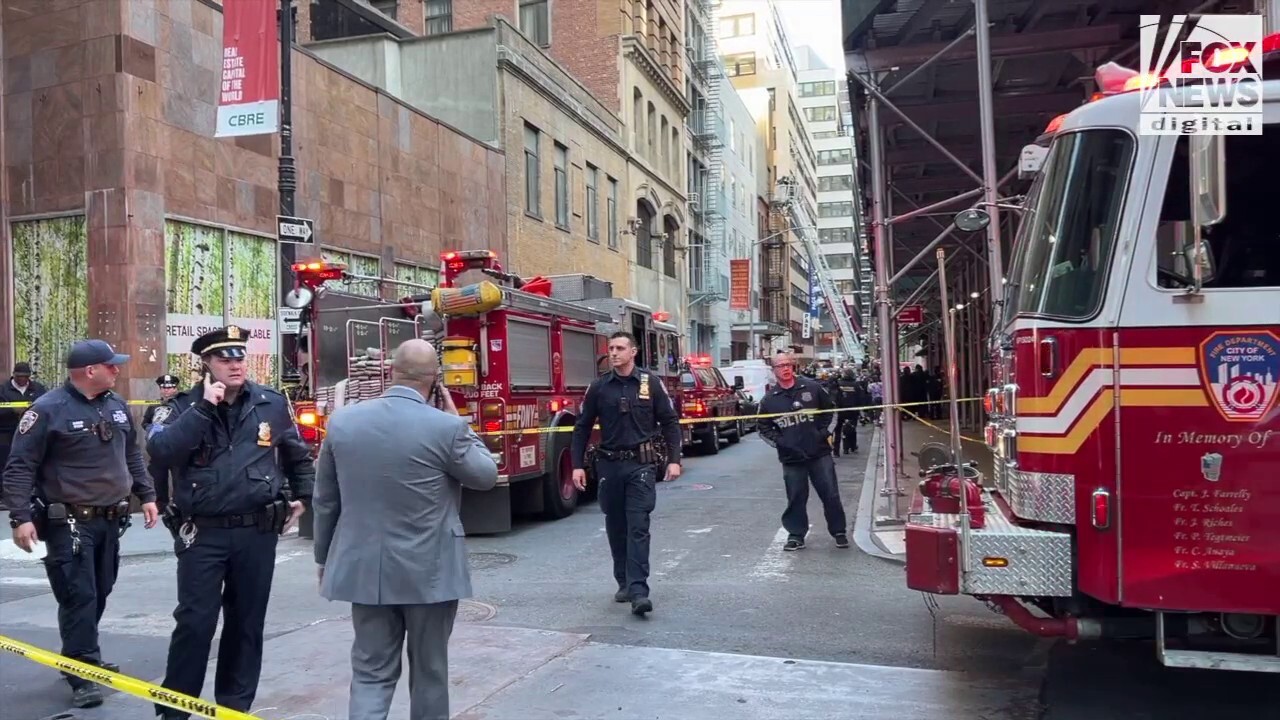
[
  {"x1": 156, "y1": 374, "x2": 179, "y2": 387},
  {"x1": 66, "y1": 339, "x2": 131, "y2": 369},
  {"x1": 192, "y1": 325, "x2": 248, "y2": 359}
]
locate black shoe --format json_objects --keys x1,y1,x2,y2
[
  {"x1": 614, "y1": 587, "x2": 629, "y2": 603},
  {"x1": 97, "y1": 660, "x2": 120, "y2": 673},
  {"x1": 835, "y1": 534, "x2": 850, "y2": 549},
  {"x1": 631, "y1": 597, "x2": 653, "y2": 616},
  {"x1": 784, "y1": 538, "x2": 805, "y2": 551},
  {"x1": 72, "y1": 684, "x2": 104, "y2": 708}
]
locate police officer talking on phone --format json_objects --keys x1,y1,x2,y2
[
  {"x1": 146, "y1": 326, "x2": 314, "y2": 719},
  {"x1": 571, "y1": 331, "x2": 682, "y2": 617},
  {"x1": 1, "y1": 339, "x2": 159, "y2": 709}
]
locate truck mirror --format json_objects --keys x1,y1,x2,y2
[
  {"x1": 954, "y1": 208, "x2": 991, "y2": 233},
  {"x1": 732, "y1": 376, "x2": 744, "y2": 389},
  {"x1": 1189, "y1": 134, "x2": 1227, "y2": 227},
  {"x1": 284, "y1": 287, "x2": 314, "y2": 310}
]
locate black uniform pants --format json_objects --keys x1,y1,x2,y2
[
  {"x1": 781, "y1": 455, "x2": 847, "y2": 540},
  {"x1": 840, "y1": 412, "x2": 860, "y2": 452},
  {"x1": 158, "y1": 525, "x2": 278, "y2": 718},
  {"x1": 596, "y1": 459, "x2": 658, "y2": 599},
  {"x1": 41, "y1": 515, "x2": 120, "y2": 689}
]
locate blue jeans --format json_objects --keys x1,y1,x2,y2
[{"x1": 781, "y1": 455, "x2": 847, "y2": 539}]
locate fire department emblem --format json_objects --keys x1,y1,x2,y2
[
  {"x1": 1198, "y1": 331, "x2": 1280, "y2": 423},
  {"x1": 17, "y1": 410, "x2": 37, "y2": 435}
]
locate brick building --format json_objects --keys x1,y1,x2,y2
[{"x1": 0, "y1": 0, "x2": 504, "y2": 396}]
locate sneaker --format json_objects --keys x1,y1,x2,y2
[
  {"x1": 614, "y1": 587, "x2": 629, "y2": 603},
  {"x1": 72, "y1": 684, "x2": 104, "y2": 708},
  {"x1": 783, "y1": 538, "x2": 805, "y2": 551},
  {"x1": 631, "y1": 597, "x2": 653, "y2": 616},
  {"x1": 835, "y1": 534, "x2": 850, "y2": 549}
]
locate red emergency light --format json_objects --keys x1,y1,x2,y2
[
  {"x1": 653, "y1": 311, "x2": 671, "y2": 323},
  {"x1": 685, "y1": 353, "x2": 713, "y2": 368},
  {"x1": 1091, "y1": 488, "x2": 1112, "y2": 530},
  {"x1": 292, "y1": 260, "x2": 346, "y2": 287},
  {"x1": 441, "y1": 249, "x2": 499, "y2": 287}
]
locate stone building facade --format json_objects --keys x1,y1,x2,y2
[{"x1": 0, "y1": 0, "x2": 504, "y2": 394}]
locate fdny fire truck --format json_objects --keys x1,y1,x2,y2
[{"x1": 906, "y1": 37, "x2": 1280, "y2": 671}]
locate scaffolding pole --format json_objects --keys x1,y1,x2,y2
[
  {"x1": 973, "y1": 0, "x2": 1005, "y2": 307},
  {"x1": 867, "y1": 96, "x2": 902, "y2": 519}
]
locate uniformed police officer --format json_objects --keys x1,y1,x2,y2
[
  {"x1": 571, "y1": 331, "x2": 682, "y2": 616},
  {"x1": 1, "y1": 339, "x2": 159, "y2": 709},
  {"x1": 757, "y1": 350, "x2": 849, "y2": 552},
  {"x1": 146, "y1": 326, "x2": 314, "y2": 719},
  {"x1": 142, "y1": 374, "x2": 182, "y2": 511}
]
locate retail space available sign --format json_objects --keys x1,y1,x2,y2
[
  {"x1": 215, "y1": 0, "x2": 280, "y2": 137},
  {"x1": 1138, "y1": 14, "x2": 1264, "y2": 135},
  {"x1": 166, "y1": 315, "x2": 279, "y2": 356}
]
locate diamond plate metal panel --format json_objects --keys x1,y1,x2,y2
[{"x1": 1008, "y1": 470, "x2": 1076, "y2": 524}]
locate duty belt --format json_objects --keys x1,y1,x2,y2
[
  {"x1": 68, "y1": 502, "x2": 130, "y2": 521},
  {"x1": 596, "y1": 447, "x2": 639, "y2": 461},
  {"x1": 189, "y1": 512, "x2": 260, "y2": 529}
]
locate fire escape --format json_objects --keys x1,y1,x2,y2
[{"x1": 686, "y1": 0, "x2": 725, "y2": 308}]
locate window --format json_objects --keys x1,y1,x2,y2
[
  {"x1": 817, "y1": 148, "x2": 852, "y2": 166},
  {"x1": 799, "y1": 80, "x2": 837, "y2": 98},
  {"x1": 1003, "y1": 129, "x2": 1134, "y2": 321},
  {"x1": 813, "y1": 131, "x2": 840, "y2": 140},
  {"x1": 719, "y1": 13, "x2": 754, "y2": 38},
  {"x1": 724, "y1": 52, "x2": 756, "y2": 77},
  {"x1": 818, "y1": 202, "x2": 853, "y2": 218},
  {"x1": 586, "y1": 164, "x2": 599, "y2": 241},
  {"x1": 523, "y1": 123, "x2": 540, "y2": 216},
  {"x1": 425, "y1": 0, "x2": 451, "y2": 34},
  {"x1": 826, "y1": 254, "x2": 854, "y2": 269},
  {"x1": 607, "y1": 177, "x2": 619, "y2": 249},
  {"x1": 519, "y1": 0, "x2": 549, "y2": 46},
  {"x1": 819, "y1": 175, "x2": 854, "y2": 193},
  {"x1": 370, "y1": 0, "x2": 397, "y2": 19},
  {"x1": 820, "y1": 228, "x2": 854, "y2": 244},
  {"x1": 805, "y1": 106, "x2": 837, "y2": 123},
  {"x1": 554, "y1": 143, "x2": 569, "y2": 228},
  {"x1": 1154, "y1": 133, "x2": 1280, "y2": 289},
  {"x1": 637, "y1": 202, "x2": 654, "y2": 269}
]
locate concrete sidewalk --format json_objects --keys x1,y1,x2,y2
[
  {"x1": 80, "y1": 620, "x2": 1034, "y2": 720},
  {"x1": 0, "y1": 513, "x2": 178, "y2": 563}
]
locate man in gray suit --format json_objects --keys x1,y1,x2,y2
[{"x1": 313, "y1": 339, "x2": 498, "y2": 720}]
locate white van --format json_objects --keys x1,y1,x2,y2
[{"x1": 719, "y1": 360, "x2": 774, "y2": 405}]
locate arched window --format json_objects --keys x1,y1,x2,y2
[
  {"x1": 636, "y1": 201, "x2": 655, "y2": 269},
  {"x1": 663, "y1": 216, "x2": 678, "y2": 277}
]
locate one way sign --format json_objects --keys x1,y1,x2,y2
[{"x1": 277, "y1": 215, "x2": 315, "y2": 245}]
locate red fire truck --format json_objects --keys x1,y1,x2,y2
[{"x1": 906, "y1": 41, "x2": 1280, "y2": 671}]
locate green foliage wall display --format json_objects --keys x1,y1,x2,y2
[
  {"x1": 10, "y1": 216, "x2": 89, "y2": 383},
  {"x1": 394, "y1": 262, "x2": 440, "y2": 292},
  {"x1": 321, "y1": 248, "x2": 380, "y2": 297},
  {"x1": 227, "y1": 231, "x2": 279, "y2": 385}
]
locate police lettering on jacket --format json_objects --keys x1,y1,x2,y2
[
  {"x1": 146, "y1": 381, "x2": 314, "y2": 517},
  {"x1": 757, "y1": 376, "x2": 835, "y2": 464},
  {"x1": 2, "y1": 381, "x2": 154, "y2": 523}
]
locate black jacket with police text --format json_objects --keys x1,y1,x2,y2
[
  {"x1": 757, "y1": 376, "x2": 835, "y2": 464},
  {"x1": 146, "y1": 381, "x2": 314, "y2": 517}
]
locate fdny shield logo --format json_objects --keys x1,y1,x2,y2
[{"x1": 1198, "y1": 331, "x2": 1280, "y2": 423}]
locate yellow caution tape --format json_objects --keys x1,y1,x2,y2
[
  {"x1": 897, "y1": 406, "x2": 987, "y2": 446},
  {"x1": 0, "y1": 399, "x2": 163, "y2": 408},
  {"x1": 0, "y1": 635, "x2": 263, "y2": 720}
]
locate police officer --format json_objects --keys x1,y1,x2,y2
[
  {"x1": 1, "y1": 361, "x2": 49, "y2": 469},
  {"x1": 571, "y1": 331, "x2": 682, "y2": 617},
  {"x1": 757, "y1": 350, "x2": 848, "y2": 552},
  {"x1": 834, "y1": 369, "x2": 862, "y2": 455},
  {"x1": 146, "y1": 326, "x2": 314, "y2": 719},
  {"x1": 1, "y1": 340, "x2": 159, "y2": 709},
  {"x1": 141, "y1": 374, "x2": 186, "y2": 512}
]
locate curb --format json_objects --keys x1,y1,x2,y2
[{"x1": 851, "y1": 427, "x2": 905, "y2": 564}]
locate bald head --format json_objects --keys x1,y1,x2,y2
[{"x1": 391, "y1": 339, "x2": 439, "y2": 394}]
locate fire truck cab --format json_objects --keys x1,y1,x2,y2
[
  {"x1": 906, "y1": 42, "x2": 1280, "y2": 672},
  {"x1": 675, "y1": 354, "x2": 744, "y2": 453}
]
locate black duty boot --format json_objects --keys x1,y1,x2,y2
[
  {"x1": 835, "y1": 534, "x2": 850, "y2": 549},
  {"x1": 72, "y1": 684, "x2": 104, "y2": 708},
  {"x1": 614, "y1": 587, "x2": 629, "y2": 603},
  {"x1": 631, "y1": 597, "x2": 653, "y2": 616},
  {"x1": 784, "y1": 537, "x2": 805, "y2": 551}
]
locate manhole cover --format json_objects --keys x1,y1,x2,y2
[
  {"x1": 468, "y1": 552, "x2": 517, "y2": 569},
  {"x1": 458, "y1": 599, "x2": 497, "y2": 623},
  {"x1": 663, "y1": 483, "x2": 713, "y2": 491}
]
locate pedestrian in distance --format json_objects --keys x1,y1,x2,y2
[
  {"x1": 571, "y1": 331, "x2": 683, "y2": 617},
  {"x1": 1, "y1": 340, "x2": 159, "y2": 708},
  {"x1": 757, "y1": 350, "x2": 849, "y2": 552},
  {"x1": 0, "y1": 361, "x2": 48, "y2": 469},
  {"x1": 312, "y1": 338, "x2": 498, "y2": 720},
  {"x1": 145, "y1": 326, "x2": 313, "y2": 720}
]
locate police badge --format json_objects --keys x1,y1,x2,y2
[
  {"x1": 152, "y1": 405, "x2": 172, "y2": 424},
  {"x1": 638, "y1": 373, "x2": 651, "y2": 400},
  {"x1": 801, "y1": 391, "x2": 812, "y2": 403},
  {"x1": 17, "y1": 410, "x2": 37, "y2": 435},
  {"x1": 257, "y1": 422, "x2": 272, "y2": 447}
]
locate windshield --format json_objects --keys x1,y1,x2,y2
[{"x1": 1002, "y1": 129, "x2": 1134, "y2": 324}]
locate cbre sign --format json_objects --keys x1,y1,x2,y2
[{"x1": 897, "y1": 305, "x2": 923, "y2": 325}]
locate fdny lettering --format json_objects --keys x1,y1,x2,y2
[
  {"x1": 514, "y1": 404, "x2": 540, "y2": 428},
  {"x1": 773, "y1": 412, "x2": 812, "y2": 429}
]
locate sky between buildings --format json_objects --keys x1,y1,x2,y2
[{"x1": 776, "y1": 0, "x2": 844, "y2": 70}]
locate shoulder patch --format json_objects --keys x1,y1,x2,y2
[
  {"x1": 18, "y1": 410, "x2": 38, "y2": 435},
  {"x1": 152, "y1": 405, "x2": 172, "y2": 424}
]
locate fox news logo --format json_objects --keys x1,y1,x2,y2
[{"x1": 1138, "y1": 14, "x2": 1264, "y2": 135}]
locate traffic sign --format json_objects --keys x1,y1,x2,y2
[
  {"x1": 897, "y1": 304, "x2": 923, "y2": 325},
  {"x1": 278, "y1": 307, "x2": 302, "y2": 334},
  {"x1": 277, "y1": 215, "x2": 315, "y2": 244}
]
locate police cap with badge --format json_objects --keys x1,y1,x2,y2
[
  {"x1": 192, "y1": 325, "x2": 248, "y2": 359},
  {"x1": 156, "y1": 374, "x2": 179, "y2": 388}
]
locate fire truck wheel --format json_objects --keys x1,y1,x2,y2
[{"x1": 542, "y1": 442, "x2": 579, "y2": 520}]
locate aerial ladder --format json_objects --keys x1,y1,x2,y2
[{"x1": 772, "y1": 178, "x2": 864, "y2": 363}]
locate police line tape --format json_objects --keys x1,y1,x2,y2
[
  {"x1": 0, "y1": 634, "x2": 263, "y2": 720},
  {"x1": 897, "y1": 406, "x2": 987, "y2": 446},
  {"x1": 0, "y1": 399, "x2": 165, "y2": 408},
  {"x1": 474, "y1": 398, "x2": 982, "y2": 436}
]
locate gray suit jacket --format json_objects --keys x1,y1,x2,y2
[{"x1": 313, "y1": 385, "x2": 498, "y2": 605}]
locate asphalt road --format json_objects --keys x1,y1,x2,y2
[{"x1": 2, "y1": 425, "x2": 1277, "y2": 719}]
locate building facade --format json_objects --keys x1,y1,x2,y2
[
  {"x1": 448, "y1": 0, "x2": 691, "y2": 332},
  {"x1": 306, "y1": 20, "x2": 633, "y2": 295},
  {"x1": 715, "y1": 0, "x2": 817, "y2": 357},
  {"x1": 717, "y1": 76, "x2": 768, "y2": 361},
  {"x1": 795, "y1": 47, "x2": 869, "y2": 360},
  {"x1": 0, "y1": 0, "x2": 504, "y2": 393}
]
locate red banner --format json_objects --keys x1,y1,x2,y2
[
  {"x1": 897, "y1": 304, "x2": 923, "y2": 324},
  {"x1": 729, "y1": 259, "x2": 751, "y2": 310},
  {"x1": 216, "y1": 0, "x2": 280, "y2": 138}
]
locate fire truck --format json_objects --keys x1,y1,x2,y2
[{"x1": 906, "y1": 37, "x2": 1280, "y2": 672}]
